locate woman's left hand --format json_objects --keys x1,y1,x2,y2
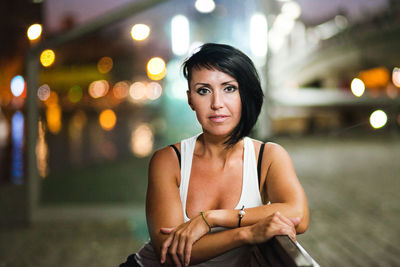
[{"x1": 160, "y1": 213, "x2": 211, "y2": 267}]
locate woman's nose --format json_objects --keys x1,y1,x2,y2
[{"x1": 211, "y1": 92, "x2": 223, "y2": 110}]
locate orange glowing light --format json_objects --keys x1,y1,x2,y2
[
  {"x1": 97, "y1": 57, "x2": 113, "y2": 74},
  {"x1": 358, "y1": 67, "x2": 389, "y2": 89},
  {"x1": 99, "y1": 109, "x2": 117, "y2": 131},
  {"x1": 44, "y1": 91, "x2": 59, "y2": 107},
  {"x1": 46, "y1": 104, "x2": 62, "y2": 134},
  {"x1": 113, "y1": 81, "x2": 130, "y2": 99}
]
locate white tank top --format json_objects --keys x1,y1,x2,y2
[
  {"x1": 180, "y1": 133, "x2": 262, "y2": 221},
  {"x1": 136, "y1": 134, "x2": 263, "y2": 266}
]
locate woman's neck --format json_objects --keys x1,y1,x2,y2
[{"x1": 196, "y1": 133, "x2": 243, "y2": 161}]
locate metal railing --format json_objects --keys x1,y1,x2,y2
[{"x1": 255, "y1": 235, "x2": 316, "y2": 267}]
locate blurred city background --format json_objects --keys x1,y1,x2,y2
[{"x1": 0, "y1": 0, "x2": 399, "y2": 266}]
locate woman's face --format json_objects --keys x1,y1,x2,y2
[{"x1": 187, "y1": 67, "x2": 242, "y2": 138}]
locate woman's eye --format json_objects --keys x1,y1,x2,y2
[
  {"x1": 224, "y1": 86, "x2": 237, "y2": 92},
  {"x1": 197, "y1": 88, "x2": 210, "y2": 95}
]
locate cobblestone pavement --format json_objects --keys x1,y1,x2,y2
[{"x1": 1, "y1": 136, "x2": 399, "y2": 266}]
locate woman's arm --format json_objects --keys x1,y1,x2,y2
[
  {"x1": 161, "y1": 211, "x2": 299, "y2": 266},
  {"x1": 198, "y1": 142, "x2": 309, "y2": 233},
  {"x1": 147, "y1": 146, "x2": 299, "y2": 267},
  {"x1": 147, "y1": 147, "x2": 250, "y2": 266},
  {"x1": 146, "y1": 147, "x2": 185, "y2": 265}
]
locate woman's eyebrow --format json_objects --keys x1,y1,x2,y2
[
  {"x1": 221, "y1": 80, "x2": 237, "y2": 85},
  {"x1": 193, "y1": 82, "x2": 210, "y2": 87},
  {"x1": 193, "y1": 80, "x2": 237, "y2": 87}
]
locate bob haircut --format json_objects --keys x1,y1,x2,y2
[{"x1": 182, "y1": 43, "x2": 264, "y2": 146}]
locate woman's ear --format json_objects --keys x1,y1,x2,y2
[{"x1": 187, "y1": 90, "x2": 194, "y2": 110}]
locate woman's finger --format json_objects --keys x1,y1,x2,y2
[
  {"x1": 278, "y1": 225, "x2": 297, "y2": 242},
  {"x1": 276, "y1": 212, "x2": 294, "y2": 227},
  {"x1": 177, "y1": 232, "x2": 187, "y2": 264},
  {"x1": 184, "y1": 238, "x2": 193, "y2": 267},
  {"x1": 160, "y1": 234, "x2": 173, "y2": 263},
  {"x1": 168, "y1": 238, "x2": 182, "y2": 267}
]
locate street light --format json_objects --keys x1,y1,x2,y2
[
  {"x1": 27, "y1": 24, "x2": 42, "y2": 41},
  {"x1": 131, "y1": 24, "x2": 150, "y2": 41},
  {"x1": 147, "y1": 57, "x2": 166, "y2": 80}
]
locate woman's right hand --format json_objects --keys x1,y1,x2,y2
[
  {"x1": 245, "y1": 211, "x2": 300, "y2": 244},
  {"x1": 159, "y1": 213, "x2": 212, "y2": 267}
]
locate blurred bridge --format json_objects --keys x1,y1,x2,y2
[{"x1": 263, "y1": 1, "x2": 400, "y2": 136}]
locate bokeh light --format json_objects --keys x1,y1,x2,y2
[
  {"x1": 89, "y1": 80, "x2": 109, "y2": 98},
  {"x1": 11, "y1": 111, "x2": 24, "y2": 184},
  {"x1": 146, "y1": 82, "x2": 163, "y2": 100},
  {"x1": 335, "y1": 15, "x2": 348, "y2": 29},
  {"x1": 281, "y1": 1, "x2": 302, "y2": 19},
  {"x1": 27, "y1": 23, "x2": 42, "y2": 40},
  {"x1": 10, "y1": 75, "x2": 25, "y2": 97},
  {"x1": 71, "y1": 110, "x2": 87, "y2": 131},
  {"x1": 37, "y1": 84, "x2": 51, "y2": 101},
  {"x1": 131, "y1": 24, "x2": 150, "y2": 41},
  {"x1": 44, "y1": 91, "x2": 59, "y2": 107},
  {"x1": 40, "y1": 49, "x2": 55, "y2": 67},
  {"x1": 46, "y1": 104, "x2": 62, "y2": 134},
  {"x1": 68, "y1": 85, "x2": 83, "y2": 103},
  {"x1": 195, "y1": 0, "x2": 215, "y2": 13},
  {"x1": 97, "y1": 56, "x2": 113, "y2": 74},
  {"x1": 36, "y1": 120, "x2": 48, "y2": 178},
  {"x1": 0, "y1": 110, "x2": 9, "y2": 147},
  {"x1": 131, "y1": 123, "x2": 153, "y2": 157},
  {"x1": 44, "y1": 90, "x2": 62, "y2": 134},
  {"x1": 99, "y1": 109, "x2": 117, "y2": 131},
  {"x1": 171, "y1": 15, "x2": 190, "y2": 56},
  {"x1": 358, "y1": 67, "x2": 389, "y2": 88},
  {"x1": 250, "y1": 13, "x2": 268, "y2": 59},
  {"x1": 129, "y1": 82, "x2": 147, "y2": 101},
  {"x1": 351, "y1": 78, "x2": 365, "y2": 97},
  {"x1": 369, "y1": 110, "x2": 387, "y2": 129},
  {"x1": 113, "y1": 81, "x2": 130, "y2": 100},
  {"x1": 147, "y1": 57, "x2": 166, "y2": 81},
  {"x1": 392, "y1": 67, "x2": 400, "y2": 88}
]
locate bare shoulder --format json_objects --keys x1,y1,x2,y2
[
  {"x1": 250, "y1": 139, "x2": 289, "y2": 158},
  {"x1": 148, "y1": 145, "x2": 181, "y2": 184},
  {"x1": 264, "y1": 142, "x2": 290, "y2": 156}
]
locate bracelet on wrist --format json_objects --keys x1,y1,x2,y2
[
  {"x1": 200, "y1": 211, "x2": 212, "y2": 233},
  {"x1": 238, "y1": 205, "x2": 245, "y2": 227}
]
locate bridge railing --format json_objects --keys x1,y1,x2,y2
[{"x1": 255, "y1": 235, "x2": 317, "y2": 267}]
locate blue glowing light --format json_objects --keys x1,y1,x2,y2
[
  {"x1": 11, "y1": 111, "x2": 24, "y2": 184},
  {"x1": 11, "y1": 75, "x2": 25, "y2": 97}
]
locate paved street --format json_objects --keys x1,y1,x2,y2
[{"x1": 1, "y1": 135, "x2": 399, "y2": 266}]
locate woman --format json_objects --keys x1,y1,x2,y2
[{"x1": 121, "y1": 43, "x2": 309, "y2": 267}]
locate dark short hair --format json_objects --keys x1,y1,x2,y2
[{"x1": 182, "y1": 43, "x2": 264, "y2": 146}]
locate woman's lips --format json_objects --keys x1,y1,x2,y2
[{"x1": 209, "y1": 115, "x2": 228, "y2": 123}]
